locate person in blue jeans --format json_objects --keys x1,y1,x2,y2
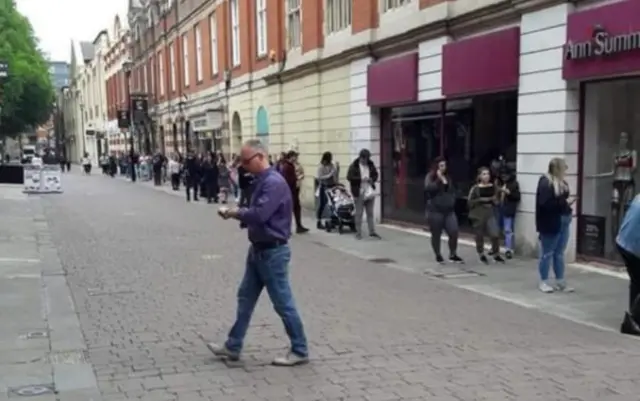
[
  {"x1": 209, "y1": 139, "x2": 308, "y2": 367},
  {"x1": 535, "y1": 158, "x2": 576, "y2": 293},
  {"x1": 498, "y1": 168, "x2": 521, "y2": 259},
  {"x1": 616, "y1": 194, "x2": 640, "y2": 336}
]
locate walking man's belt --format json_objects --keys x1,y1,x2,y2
[{"x1": 252, "y1": 240, "x2": 287, "y2": 250}]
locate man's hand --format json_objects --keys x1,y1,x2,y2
[{"x1": 218, "y1": 206, "x2": 240, "y2": 220}]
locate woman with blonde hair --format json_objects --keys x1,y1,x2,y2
[{"x1": 535, "y1": 158, "x2": 576, "y2": 293}]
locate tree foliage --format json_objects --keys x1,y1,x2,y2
[{"x1": 0, "y1": 0, "x2": 54, "y2": 138}]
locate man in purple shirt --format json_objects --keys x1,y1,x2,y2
[{"x1": 208, "y1": 139, "x2": 309, "y2": 366}]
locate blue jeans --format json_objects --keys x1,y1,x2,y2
[
  {"x1": 225, "y1": 244, "x2": 308, "y2": 357},
  {"x1": 538, "y1": 214, "x2": 571, "y2": 281},
  {"x1": 503, "y1": 216, "x2": 514, "y2": 251}
]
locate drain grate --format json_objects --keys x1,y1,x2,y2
[
  {"x1": 424, "y1": 269, "x2": 484, "y2": 279},
  {"x1": 25, "y1": 330, "x2": 48, "y2": 339},
  {"x1": 87, "y1": 288, "x2": 134, "y2": 296},
  {"x1": 8, "y1": 384, "x2": 55, "y2": 397},
  {"x1": 368, "y1": 257, "x2": 396, "y2": 264}
]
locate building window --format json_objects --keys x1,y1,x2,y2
[
  {"x1": 170, "y1": 44, "x2": 176, "y2": 91},
  {"x1": 182, "y1": 33, "x2": 189, "y2": 86},
  {"x1": 194, "y1": 24, "x2": 203, "y2": 82},
  {"x1": 287, "y1": 0, "x2": 301, "y2": 49},
  {"x1": 158, "y1": 51, "x2": 165, "y2": 95},
  {"x1": 209, "y1": 13, "x2": 218, "y2": 75},
  {"x1": 256, "y1": 0, "x2": 267, "y2": 56},
  {"x1": 382, "y1": 0, "x2": 411, "y2": 12},
  {"x1": 143, "y1": 64, "x2": 148, "y2": 93},
  {"x1": 230, "y1": 0, "x2": 240, "y2": 66},
  {"x1": 326, "y1": 0, "x2": 351, "y2": 33},
  {"x1": 150, "y1": 58, "x2": 155, "y2": 94}
]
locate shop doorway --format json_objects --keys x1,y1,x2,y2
[
  {"x1": 579, "y1": 78, "x2": 640, "y2": 262},
  {"x1": 380, "y1": 92, "x2": 517, "y2": 226}
]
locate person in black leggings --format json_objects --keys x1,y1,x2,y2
[
  {"x1": 424, "y1": 157, "x2": 464, "y2": 264},
  {"x1": 315, "y1": 151, "x2": 338, "y2": 229}
]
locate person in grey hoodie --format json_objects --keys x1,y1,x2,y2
[
  {"x1": 316, "y1": 151, "x2": 339, "y2": 229},
  {"x1": 424, "y1": 157, "x2": 464, "y2": 264}
]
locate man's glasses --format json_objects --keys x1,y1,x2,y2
[{"x1": 241, "y1": 153, "x2": 260, "y2": 165}]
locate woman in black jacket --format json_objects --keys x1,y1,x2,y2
[
  {"x1": 536, "y1": 158, "x2": 575, "y2": 293},
  {"x1": 424, "y1": 157, "x2": 464, "y2": 264}
]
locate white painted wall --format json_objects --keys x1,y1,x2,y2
[
  {"x1": 349, "y1": 57, "x2": 381, "y2": 222},
  {"x1": 516, "y1": 3, "x2": 579, "y2": 260},
  {"x1": 418, "y1": 36, "x2": 448, "y2": 102}
]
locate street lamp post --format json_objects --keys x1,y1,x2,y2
[
  {"x1": 79, "y1": 102, "x2": 86, "y2": 155},
  {"x1": 122, "y1": 61, "x2": 136, "y2": 182},
  {"x1": 0, "y1": 61, "x2": 8, "y2": 158}
]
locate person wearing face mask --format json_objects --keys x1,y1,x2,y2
[
  {"x1": 347, "y1": 149, "x2": 381, "y2": 239},
  {"x1": 468, "y1": 167, "x2": 505, "y2": 264},
  {"x1": 424, "y1": 157, "x2": 463, "y2": 264}
]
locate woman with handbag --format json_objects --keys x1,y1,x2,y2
[{"x1": 347, "y1": 149, "x2": 381, "y2": 240}]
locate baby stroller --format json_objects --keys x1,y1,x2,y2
[{"x1": 324, "y1": 184, "x2": 356, "y2": 234}]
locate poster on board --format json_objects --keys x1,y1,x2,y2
[
  {"x1": 23, "y1": 165, "x2": 40, "y2": 193},
  {"x1": 40, "y1": 165, "x2": 62, "y2": 193}
]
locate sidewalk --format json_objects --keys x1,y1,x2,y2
[
  {"x1": 0, "y1": 185, "x2": 100, "y2": 401},
  {"x1": 105, "y1": 173, "x2": 630, "y2": 333}
]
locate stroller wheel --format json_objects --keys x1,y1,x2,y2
[
  {"x1": 337, "y1": 225, "x2": 344, "y2": 234},
  {"x1": 349, "y1": 222, "x2": 356, "y2": 232},
  {"x1": 325, "y1": 222, "x2": 332, "y2": 232}
]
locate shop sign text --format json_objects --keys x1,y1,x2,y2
[{"x1": 565, "y1": 29, "x2": 640, "y2": 60}]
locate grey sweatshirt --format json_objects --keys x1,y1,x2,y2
[{"x1": 317, "y1": 163, "x2": 338, "y2": 186}]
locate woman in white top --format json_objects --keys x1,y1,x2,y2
[
  {"x1": 81, "y1": 153, "x2": 91, "y2": 175},
  {"x1": 168, "y1": 154, "x2": 181, "y2": 190}
]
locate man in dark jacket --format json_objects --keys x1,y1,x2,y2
[
  {"x1": 201, "y1": 153, "x2": 219, "y2": 203},
  {"x1": 108, "y1": 153, "x2": 117, "y2": 177},
  {"x1": 152, "y1": 152, "x2": 164, "y2": 186},
  {"x1": 184, "y1": 151, "x2": 200, "y2": 202},
  {"x1": 237, "y1": 164, "x2": 253, "y2": 207},
  {"x1": 347, "y1": 149, "x2": 380, "y2": 239},
  {"x1": 280, "y1": 151, "x2": 308, "y2": 233}
]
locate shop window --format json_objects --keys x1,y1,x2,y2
[
  {"x1": 580, "y1": 79, "x2": 640, "y2": 261},
  {"x1": 380, "y1": 92, "x2": 517, "y2": 227}
]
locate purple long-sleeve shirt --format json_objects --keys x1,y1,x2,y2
[{"x1": 237, "y1": 167, "x2": 292, "y2": 243}]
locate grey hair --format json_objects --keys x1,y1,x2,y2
[{"x1": 243, "y1": 139, "x2": 268, "y2": 154}]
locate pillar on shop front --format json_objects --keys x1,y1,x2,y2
[
  {"x1": 516, "y1": 3, "x2": 578, "y2": 261},
  {"x1": 349, "y1": 57, "x2": 381, "y2": 222}
]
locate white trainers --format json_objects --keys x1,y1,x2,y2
[
  {"x1": 539, "y1": 281, "x2": 555, "y2": 293},
  {"x1": 272, "y1": 352, "x2": 309, "y2": 367},
  {"x1": 555, "y1": 281, "x2": 574, "y2": 293}
]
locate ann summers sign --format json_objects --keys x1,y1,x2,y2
[{"x1": 565, "y1": 27, "x2": 640, "y2": 60}]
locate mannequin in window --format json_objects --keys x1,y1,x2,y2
[{"x1": 589, "y1": 132, "x2": 637, "y2": 239}]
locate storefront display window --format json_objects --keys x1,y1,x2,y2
[
  {"x1": 380, "y1": 92, "x2": 517, "y2": 227},
  {"x1": 580, "y1": 79, "x2": 640, "y2": 260}
]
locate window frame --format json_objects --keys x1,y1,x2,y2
[
  {"x1": 182, "y1": 33, "x2": 189, "y2": 87},
  {"x1": 256, "y1": 0, "x2": 267, "y2": 57},
  {"x1": 169, "y1": 44, "x2": 176, "y2": 92},
  {"x1": 326, "y1": 0, "x2": 352, "y2": 34},
  {"x1": 286, "y1": 0, "x2": 301, "y2": 49},
  {"x1": 209, "y1": 12, "x2": 219, "y2": 76},
  {"x1": 381, "y1": 0, "x2": 411, "y2": 13},
  {"x1": 194, "y1": 24, "x2": 203, "y2": 83},
  {"x1": 158, "y1": 51, "x2": 165, "y2": 95},
  {"x1": 230, "y1": 0, "x2": 240, "y2": 66}
]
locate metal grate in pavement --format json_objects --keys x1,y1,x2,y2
[
  {"x1": 87, "y1": 288, "x2": 134, "y2": 296},
  {"x1": 423, "y1": 268, "x2": 484, "y2": 279},
  {"x1": 368, "y1": 257, "x2": 396, "y2": 264},
  {"x1": 8, "y1": 384, "x2": 55, "y2": 397}
]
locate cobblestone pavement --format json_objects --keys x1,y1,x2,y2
[{"x1": 39, "y1": 173, "x2": 640, "y2": 401}]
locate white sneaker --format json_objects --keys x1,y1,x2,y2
[
  {"x1": 555, "y1": 281, "x2": 574, "y2": 293},
  {"x1": 539, "y1": 281, "x2": 555, "y2": 293}
]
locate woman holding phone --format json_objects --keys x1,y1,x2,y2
[{"x1": 535, "y1": 158, "x2": 576, "y2": 293}]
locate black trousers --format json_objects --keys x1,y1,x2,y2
[
  {"x1": 185, "y1": 179, "x2": 198, "y2": 201},
  {"x1": 239, "y1": 187, "x2": 251, "y2": 207},
  {"x1": 293, "y1": 187, "x2": 303, "y2": 228},
  {"x1": 618, "y1": 245, "x2": 640, "y2": 312},
  {"x1": 170, "y1": 173, "x2": 180, "y2": 190},
  {"x1": 153, "y1": 170, "x2": 162, "y2": 186},
  {"x1": 203, "y1": 180, "x2": 218, "y2": 203},
  {"x1": 316, "y1": 185, "x2": 327, "y2": 220}
]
